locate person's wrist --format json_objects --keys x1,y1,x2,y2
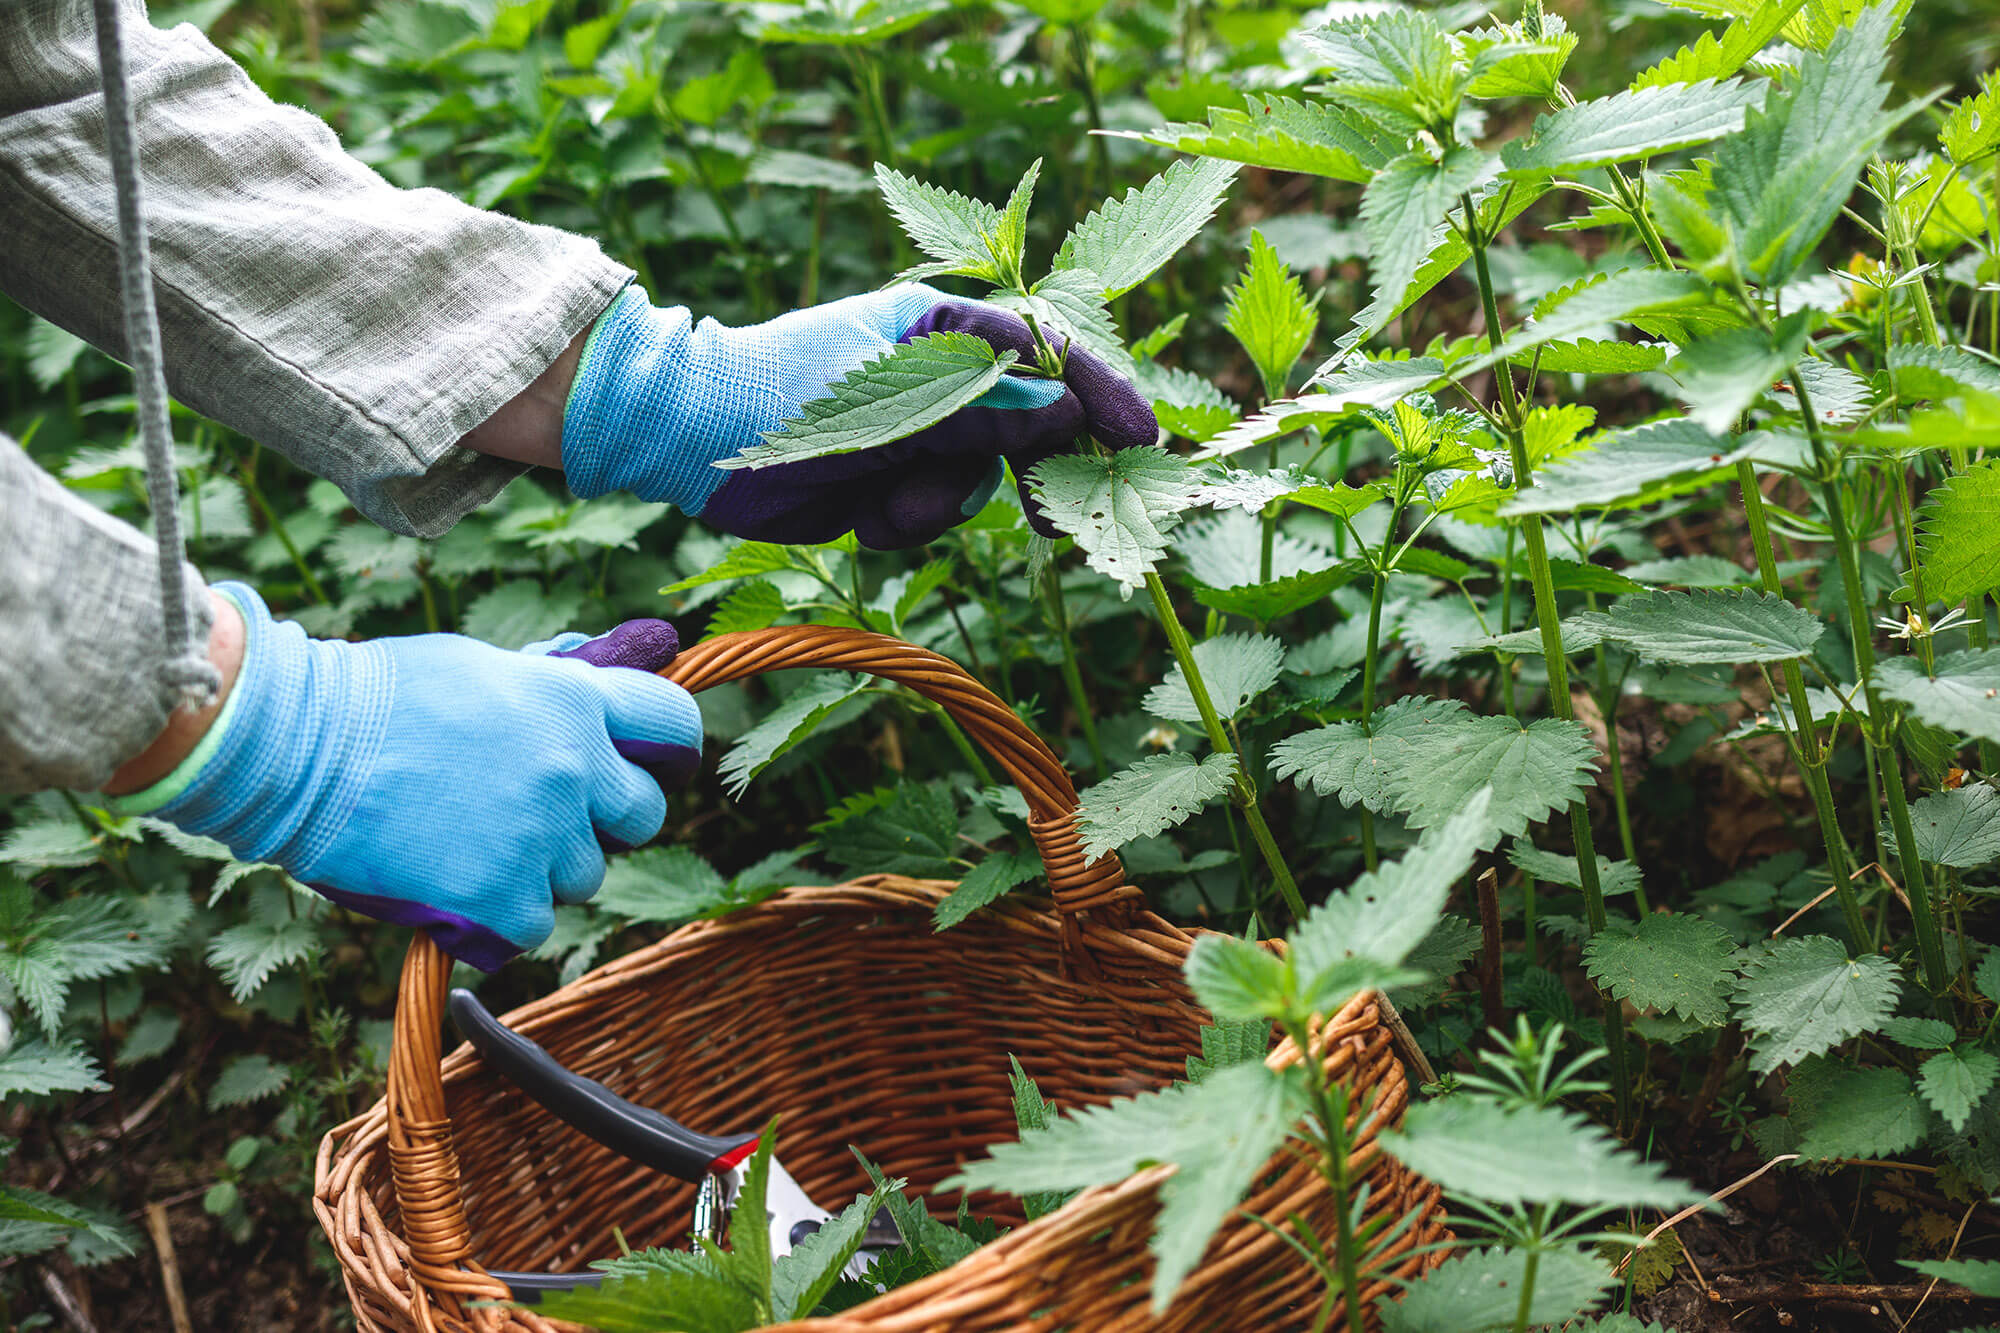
[{"x1": 103, "y1": 589, "x2": 246, "y2": 796}]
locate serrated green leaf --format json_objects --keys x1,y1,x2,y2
[
  {"x1": 770, "y1": 1181, "x2": 892, "y2": 1321},
  {"x1": 944, "y1": 1060, "x2": 1307, "y2": 1313},
  {"x1": 1463, "y1": 17, "x2": 1579, "y2": 99},
  {"x1": 1185, "y1": 935, "x2": 1290, "y2": 1023},
  {"x1": 814, "y1": 781, "x2": 957, "y2": 878},
  {"x1": 1076, "y1": 753, "x2": 1239, "y2": 862},
  {"x1": 705, "y1": 580, "x2": 787, "y2": 637},
  {"x1": 0, "y1": 820, "x2": 99, "y2": 870},
  {"x1": 1177, "y1": 511, "x2": 1338, "y2": 590},
  {"x1": 1794, "y1": 1063, "x2": 1929, "y2": 1159},
  {"x1": 1881, "y1": 1016, "x2": 1957, "y2": 1049},
  {"x1": 1271, "y1": 696, "x2": 1465, "y2": 814},
  {"x1": 932, "y1": 849, "x2": 1042, "y2": 931},
  {"x1": 1225, "y1": 231, "x2": 1318, "y2": 399},
  {"x1": 540, "y1": 1252, "x2": 760, "y2": 1331},
  {"x1": 1185, "y1": 1019, "x2": 1271, "y2": 1084},
  {"x1": 720, "y1": 333, "x2": 1014, "y2": 468},
  {"x1": 1880, "y1": 649, "x2": 2000, "y2": 745},
  {"x1": 1302, "y1": 11, "x2": 1464, "y2": 132},
  {"x1": 1143, "y1": 634, "x2": 1285, "y2": 724},
  {"x1": 873, "y1": 163, "x2": 1001, "y2": 277},
  {"x1": 1190, "y1": 566, "x2": 1358, "y2": 621},
  {"x1": 116, "y1": 1008, "x2": 181, "y2": 1066},
  {"x1": 1620, "y1": 555, "x2": 1757, "y2": 588},
  {"x1": 1507, "y1": 840, "x2": 1646, "y2": 898},
  {"x1": 1502, "y1": 419, "x2": 1770, "y2": 515},
  {"x1": 1454, "y1": 268, "x2": 1716, "y2": 383},
  {"x1": 1382, "y1": 1100, "x2": 1705, "y2": 1208},
  {"x1": 1906, "y1": 1256, "x2": 2000, "y2": 1296},
  {"x1": 1139, "y1": 363, "x2": 1239, "y2": 444},
  {"x1": 594, "y1": 846, "x2": 753, "y2": 925},
  {"x1": 1886, "y1": 343, "x2": 2000, "y2": 402},
  {"x1": 1519, "y1": 338, "x2": 1672, "y2": 374},
  {"x1": 1914, "y1": 459, "x2": 2000, "y2": 607},
  {"x1": 1735, "y1": 935, "x2": 1901, "y2": 1074},
  {"x1": 746, "y1": 148, "x2": 871, "y2": 193},
  {"x1": 1029, "y1": 449, "x2": 1201, "y2": 597},
  {"x1": 460, "y1": 579, "x2": 587, "y2": 649},
  {"x1": 208, "y1": 1053, "x2": 290, "y2": 1110},
  {"x1": 1942, "y1": 70, "x2": 2000, "y2": 164},
  {"x1": 663, "y1": 541, "x2": 800, "y2": 595},
  {"x1": 1708, "y1": 3, "x2": 1908, "y2": 284},
  {"x1": 989, "y1": 159, "x2": 1040, "y2": 285},
  {"x1": 1197, "y1": 360, "x2": 1445, "y2": 460},
  {"x1": 1110, "y1": 95, "x2": 1399, "y2": 185},
  {"x1": 1884, "y1": 783, "x2": 2000, "y2": 869},
  {"x1": 1362, "y1": 149, "x2": 1499, "y2": 365},
  {"x1": 719, "y1": 675, "x2": 869, "y2": 795},
  {"x1": 1457, "y1": 619, "x2": 1605, "y2": 658},
  {"x1": 0, "y1": 1039, "x2": 106, "y2": 1099},
  {"x1": 1666, "y1": 312, "x2": 1814, "y2": 435},
  {"x1": 1382, "y1": 1245, "x2": 1616, "y2": 1333},
  {"x1": 1632, "y1": 0, "x2": 1811, "y2": 88},
  {"x1": 1051, "y1": 157, "x2": 1240, "y2": 300},
  {"x1": 1920, "y1": 1048, "x2": 2000, "y2": 1132},
  {"x1": 761, "y1": 0, "x2": 947, "y2": 45},
  {"x1": 1584, "y1": 913, "x2": 1738, "y2": 1027},
  {"x1": 206, "y1": 907, "x2": 320, "y2": 1004},
  {"x1": 1573, "y1": 588, "x2": 1822, "y2": 665},
  {"x1": 1503, "y1": 78, "x2": 1765, "y2": 173},
  {"x1": 1007, "y1": 270, "x2": 1132, "y2": 377},
  {"x1": 1389, "y1": 712, "x2": 1599, "y2": 847}
]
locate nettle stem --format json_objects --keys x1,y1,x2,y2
[
  {"x1": 1736, "y1": 460, "x2": 1870, "y2": 951},
  {"x1": 1146, "y1": 570, "x2": 1307, "y2": 918},
  {"x1": 1042, "y1": 564, "x2": 1107, "y2": 780},
  {"x1": 1281, "y1": 1020, "x2": 1366, "y2": 1333},
  {"x1": 1791, "y1": 371, "x2": 1949, "y2": 990},
  {"x1": 1465, "y1": 193, "x2": 1630, "y2": 1124}
]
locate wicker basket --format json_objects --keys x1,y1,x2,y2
[{"x1": 314, "y1": 625, "x2": 1447, "y2": 1332}]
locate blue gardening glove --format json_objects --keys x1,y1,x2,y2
[
  {"x1": 560, "y1": 284, "x2": 1159, "y2": 549},
  {"x1": 121, "y1": 584, "x2": 702, "y2": 972}
]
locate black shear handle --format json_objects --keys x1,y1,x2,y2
[{"x1": 448, "y1": 988, "x2": 757, "y2": 1185}]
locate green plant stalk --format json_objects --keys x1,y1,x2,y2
[
  {"x1": 1260, "y1": 440, "x2": 1280, "y2": 588},
  {"x1": 1356, "y1": 568, "x2": 1389, "y2": 872},
  {"x1": 1465, "y1": 196, "x2": 1628, "y2": 1124},
  {"x1": 1042, "y1": 564, "x2": 1107, "y2": 779},
  {"x1": 1736, "y1": 460, "x2": 1869, "y2": 951},
  {"x1": 925, "y1": 698, "x2": 997, "y2": 789},
  {"x1": 1281, "y1": 1022, "x2": 1366, "y2": 1333},
  {"x1": 1145, "y1": 570, "x2": 1306, "y2": 917},
  {"x1": 230, "y1": 443, "x2": 330, "y2": 606},
  {"x1": 1067, "y1": 25, "x2": 1115, "y2": 192},
  {"x1": 1510, "y1": 1245, "x2": 1543, "y2": 1333},
  {"x1": 1790, "y1": 372, "x2": 1948, "y2": 990},
  {"x1": 1583, "y1": 589, "x2": 1642, "y2": 906}
]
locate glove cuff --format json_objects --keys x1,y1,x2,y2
[
  {"x1": 126, "y1": 583, "x2": 388, "y2": 871},
  {"x1": 561, "y1": 286, "x2": 728, "y2": 514}
]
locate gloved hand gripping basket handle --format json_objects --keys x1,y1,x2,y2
[{"x1": 380, "y1": 623, "x2": 1152, "y2": 1301}]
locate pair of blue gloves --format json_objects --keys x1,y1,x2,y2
[{"x1": 129, "y1": 286, "x2": 1156, "y2": 968}]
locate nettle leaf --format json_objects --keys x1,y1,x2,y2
[
  {"x1": 0, "y1": 1039, "x2": 106, "y2": 1099},
  {"x1": 719, "y1": 675, "x2": 869, "y2": 795},
  {"x1": 1454, "y1": 268, "x2": 1716, "y2": 383},
  {"x1": 873, "y1": 164, "x2": 1001, "y2": 278},
  {"x1": 1361, "y1": 149, "x2": 1498, "y2": 363},
  {"x1": 1457, "y1": 619, "x2": 1605, "y2": 659},
  {"x1": 1076, "y1": 753, "x2": 1240, "y2": 862},
  {"x1": 1143, "y1": 634, "x2": 1285, "y2": 724},
  {"x1": 1877, "y1": 647, "x2": 2000, "y2": 742},
  {"x1": 719, "y1": 333, "x2": 1014, "y2": 469},
  {"x1": 1942, "y1": 69, "x2": 2000, "y2": 165},
  {"x1": 1666, "y1": 312, "x2": 1813, "y2": 435},
  {"x1": 1882, "y1": 1016, "x2": 1957, "y2": 1050},
  {"x1": 1633, "y1": 0, "x2": 1810, "y2": 88},
  {"x1": 460, "y1": 580, "x2": 586, "y2": 649},
  {"x1": 1010, "y1": 269, "x2": 1132, "y2": 376},
  {"x1": 1887, "y1": 783, "x2": 2000, "y2": 869},
  {"x1": 1177, "y1": 510, "x2": 1338, "y2": 590},
  {"x1": 1620, "y1": 555, "x2": 1757, "y2": 588},
  {"x1": 932, "y1": 849, "x2": 1042, "y2": 931},
  {"x1": 1390, "y1": 712, "x2": 1598, "y2": 847},
  {"x1": 1502, "y1": 419, "x2": 1769, "y2": 515},
  {"x1": 207, "y1": 1054, "x2": 290, "y2": 1110},
  {"x1": 1914, "y1": 458, "x2": 2000, "y2": 607},
  {"x1": 1196, "y1": 359, "x2": 1444, "y2": 460},
  {"x1": 1907, "y1": 1257, "x2": 2000, "y2": 1297},
  {"x1": 770, "y1": 1180, "x2": 894, "y2": 1322},
  {"x1": 206, "y1": 903, "x2": 320, "y2": 1003},
  {"x1": 705, "y1": 580, "x2": 787, "y2": 638},
  {"x1": 1271, "y1": 696, "x2": 1464, "y2": 815},
  {"x1": 1508, "y1": 840, "x2": 1645, "y2": 899},
  {"x1": 1920, "y1": 1048, "x2": 2000, "y2": 1133},
  {"x1": 1051, "y1": 157, "x2": 1240, "y2": 300},
  {"x1": 1304, "y1": 10, "x2": 1464, "y2": 131},
  {"x1": 1708, "y1": 3, "x2": 1907, "y2": 285},
  {"x1": 1029, "y1": 449, "x2": 1201, "y2": 597},
  {"x1": 1382, "y1": 1100, "x2": 1705, "y2": 1209},
  {"x1": 1886, "y1": 343, "x2": 2000, "y2": 402},
  {"x1": 1503, "y1": 77, "x2": 1765, "y2": 173},
  {"x1": 1583, "y1": 913, "x2": 1738, "y2": 1027},
  {"x1": 1224, "y1": 231, "x2": 1318, "y2": 399},
  {"x1": 1573, "y1": 588, "x2": 1822, "y2": 665},
  {"x1": 1735, "y1": 935, "x2": 1901, "y2": 1074},
  {"x1": 814, "y1": 781, "x2": 959, "y2": 878},
  {"x1": 945, "y1": 1060, "x2": 1308, "y2": 1313},
  {"x1": 1462, "y1": 17, "x2": 1579, "y2": 100},
  {"x1": 1792, "y1": 1063, "x2": 1929, "y2": 1160},
  {"x1": 1192, "y1": 567, "x2": 1357, "y2": 622},
  {"x1": 596, "y1": 846, "x2": 751, "y2": 925},
  {"x1": 1521, "y1": 338, "x2": 1672, "y2": 375},
  {"x1": 1113, "y1": 95, "x2": 1399, "y2": 185},
  {"x1": 1139, "y1": 363, "x2": 1239, "y2": 444},
  {"x1": 1383, "y1": 1246, "x2": 1615, "y2": 1333},
  {"x1": 747, "y1": 148, "x2": 870, "y2": 193}
]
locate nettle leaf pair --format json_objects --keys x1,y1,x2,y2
[{"x1": 720, "y1": 155, "x2": 1238, "y2": 471}]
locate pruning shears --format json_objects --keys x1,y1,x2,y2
[{"x1": 448, "y1": 989, "x2": 901, "y2": 1301}]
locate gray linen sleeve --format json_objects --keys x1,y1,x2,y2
[
  {"x1": 0, "y1": 0, "x2": 633, "y2": 538},
  {"x1": 0, "y1": 433, "x2": 214, "y2": 794}
]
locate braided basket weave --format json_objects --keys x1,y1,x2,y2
[{"x1": 313, "y1": 625, "x2": 1447, "y2": 1331}]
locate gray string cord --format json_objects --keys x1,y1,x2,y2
[{"x1": 91, "y1": 0, "x2": 221, "y2": 711}]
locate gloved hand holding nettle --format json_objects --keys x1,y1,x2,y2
[
  {"x1": 110, "y1": 586, "x2": 702, "y2": 971},
  {"x1": 560, "y1": 283, "x2": 1159, "y2": 549}
]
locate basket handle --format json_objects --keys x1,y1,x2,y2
[{"x1": 385, "y1": 624, "x2": 1133, "y2": 1289}]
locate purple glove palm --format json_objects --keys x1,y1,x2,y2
[{"x1": 561, "y1": 285, "x2": 1158, "y2": 549}]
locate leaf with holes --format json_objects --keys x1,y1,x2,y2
[
  {"x1": 1735, "y1": 935, "x2": 1901, "y2": 1074},
  {"x1": 1574, "y1": 589, "x2": 1822, "y2": 665},
  {"x1": 1076, "y1": 753, "x2": 1240, "y2": 862},
  {"x1": 720, "y1": 334, "x2": 1015, "y2": 469},
  {"x1": 1051, "y1": 157, "x2": 1240, "y2": 300},
  {"x1": 1029, "y1": 449, "x2": 1202, "y2": 597},
  {"x1": 1584, "y1": 913, "x2": 1738, "y2": 1027},
  {"x1": 1143, "y1": 634, "x2": 1285, "y2": 724}
]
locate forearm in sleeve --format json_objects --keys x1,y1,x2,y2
[
  {"x1": 0, "y1": 434, "x2": 213, "y2": 794},
  {"x1": 0, "y1": 0, "x2": 633, "y2": 538}
]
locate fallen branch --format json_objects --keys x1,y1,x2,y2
[
  {"x1": 144, "y1": 1202, "x2": 194, "y2": 1333},
  {"x1": 1709, "y1": 1277, "x2": 1980, "y2": 1304}
]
